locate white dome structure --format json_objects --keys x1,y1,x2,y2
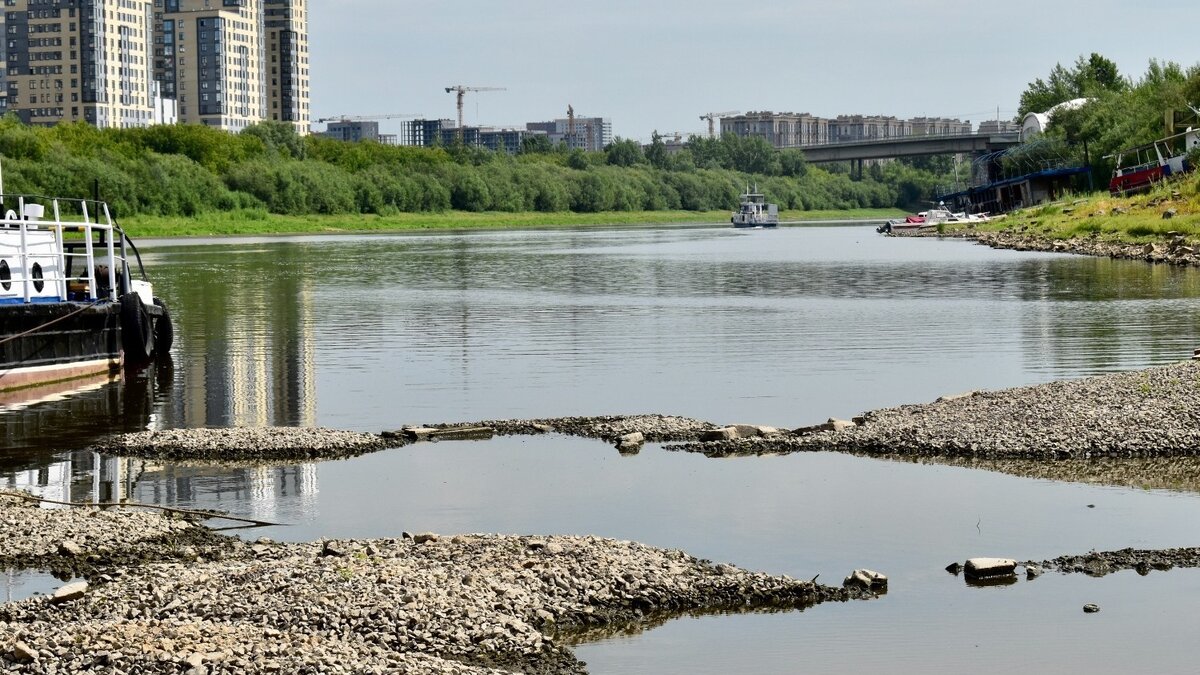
[{"x1": 1020, "y1": 98, "x2": 1090, "y2": 140}]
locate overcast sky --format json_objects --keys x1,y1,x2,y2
[{"x1": 309, "y1": 0, "x2": 1198, "y2": 142}]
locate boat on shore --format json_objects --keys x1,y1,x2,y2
[
  {"x1": 1107, "y1": 128, "x2": 1199, "y2": 197},
  {"x1": 731, "y1": 187, "x2": 779, "y2": 228},
  {"x1": 0, "y1": 190, "x2": 172, "y2": 396}
]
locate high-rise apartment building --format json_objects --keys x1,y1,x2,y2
[
  {"x1": 152, "y1": 0, "x2": 265, "y2": 131},
  {"x1": 0, "y1": 0, "x2": 307, "y2": 132},
  {"x1": 263, "y1": 0, "x2": 307, "y2": 133},
  {"x1": 3, "y1": 0, "x2": 158, "y2": 128}
]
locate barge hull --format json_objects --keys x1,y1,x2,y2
[{"x1": 0, "y1": 302, "x2": 122, "y2": 393}]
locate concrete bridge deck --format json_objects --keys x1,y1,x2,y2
[{"x1": 797, "y1": 133, "x2": 1020, "y2": 163}]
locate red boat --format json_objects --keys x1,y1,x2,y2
[{"x1": 1107, "y1": 128, "x2": 1198, "y2": 197}]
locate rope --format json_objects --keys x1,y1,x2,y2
[{"x1": 0, "y1": 298, "x2": 104, "y2": 347}]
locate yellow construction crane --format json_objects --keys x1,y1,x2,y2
[
  {"x1": 699, "y1": 111, "x2": 740, "y2": 138},
  {"x1": 316, "y1": 113, "x2": 422, "y2": 124},
  {"x1": 444, "y1": 85, "x2": 506, "y2": 129}
]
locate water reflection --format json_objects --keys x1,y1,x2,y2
[
  {"x1": 3, "y1": 449, "x2": 319, "y2": 527},
  {"x1": 883, "y1": 454, "x2": 1200, "y2": 494}
]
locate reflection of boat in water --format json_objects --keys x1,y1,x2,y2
[
  {"x1": 0, "y1": 356, "x2": 173, "y2": 470},
  {"x1": 0, "y1": 186, "x2": 173, "y2": 395},
  {"x1": 731, "y1": 187, "x2": 779, "y2": 228}
]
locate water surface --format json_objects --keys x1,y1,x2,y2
[{"x1": 5, "y1": 224, "x2": 1200, "y2": 673}]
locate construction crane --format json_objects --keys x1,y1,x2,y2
[
  {"x1": 316, "y1": 113, "x2": 422, "y2": 124},
  {"x1": 444, "y1": 85, "x2": 506, "y2": 129},
  {"x1": 699, "y1": 111, "x2": 740, "y2": 138}
]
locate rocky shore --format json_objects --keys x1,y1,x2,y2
[
  {"x1": 0, "y1": 492, "x2": 865, "y2": 674},
  {"x1": 930, "y1": 220, "x2": 1200, "y2": 267}
]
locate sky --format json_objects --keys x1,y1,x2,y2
[{"x1": 309, "y1": 0, "x2": 1199, "y2": 143}]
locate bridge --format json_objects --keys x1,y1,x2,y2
[{"x1": 796, "y1": 132, "x2": 1021, "y2": 164}]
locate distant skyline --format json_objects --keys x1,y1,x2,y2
[{"x1": 310, "y1": 1, "x2": 1198, "y2": 142}]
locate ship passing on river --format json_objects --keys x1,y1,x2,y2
[{"x1": 0, "y1": 189, "x2": 172, "y2": 399}]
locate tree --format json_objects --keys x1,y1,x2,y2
[
  {"x1": 1018, "y1": 53, "x2": 1126, "y2": 117},
  {"x1": 520, "y1": 134, "x2": 553, "y2": 154},
  {"x1": 605, "y1": 137, "x2": 644, "y2": 167},
  {"x1": 645, "y1": 131, "x2": 669, "y2": 169}
]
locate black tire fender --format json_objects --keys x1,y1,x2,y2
[
  {"x1": 153, "y1": 296, "x2": 174, "y2": 354},
  {"x1": 120, "y1": 293, "x2": 154, "y2": 363}
]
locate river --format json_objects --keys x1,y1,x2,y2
[{"x1": 5, "y1": 223, "x2": 1200, "y2": 673}]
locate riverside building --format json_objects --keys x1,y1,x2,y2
[
  {"x1": 3, "y1": 0, "x2": 158, "y2": 128},
  {"x1": 0, "y1": 0, "x2": 308, "y2": 131},
  {"x1": 153, "y1": 0, "x2": 265, "y2": 131},
  {"x1": 263, "y1": 0, "x2": 308, "y2": 133}
]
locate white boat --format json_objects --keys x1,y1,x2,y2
[
  {"x1": 878, "y1": 206, "x2": 990, "y2": 234},
  {"x1": 1, "y1": 187, "x2": 172, "y2": 395},
  {"x1": 731, "y1": 187, "x2": 779, "y2": 228}
]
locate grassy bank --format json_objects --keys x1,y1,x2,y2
[
  {"x1": 120, "y1": 207, "x2": 906, "y2": 238},
  {"x1": 944, "y1": 177, "x2": 1200, "y2": 242}
]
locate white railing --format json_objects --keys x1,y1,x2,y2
[{"x1": 0, "y1": 195, "x2": 124, "y2": 304}]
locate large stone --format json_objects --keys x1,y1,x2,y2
[
  {"x1": 700, "y1": 427, "x2": 738, "y2": 442},
  {"x1": 400, "y1": 427, "x2": 438, "y2": 441},
  {"x1": 50, "y1": 580, "x2": 88, "y2": 604},
  {"x1": 57, "y1": 540, "x2": 84, "y2": 557},
  {"x1": 12, "y1": 641, "x2": 37, "y2": 662},
  {"x1": 412, "y1": 532, "x2": 440, "y2": 544},
  {"x1": 730, "y1": 425, "x2": 762, "y2": 438},
  {"x1": 964, "y1": 558, "x2": 1017, "y2": 578},
  {"x1": 842, "y1": 569, "x2": 887, "y2": 591},
  {"x1": 827, "y1": 418, "x2": 856, "y2": 432},
  {"x1": 617, "y1": 432, "x2": 644, "y2": 451}
]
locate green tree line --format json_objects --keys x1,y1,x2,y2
[
  {"x1": 0, "y1": 116, "x2": 951, "y2": 220},
  {"x1": 1017, "y1": 54, "x2": 1200, "y2": 184}
]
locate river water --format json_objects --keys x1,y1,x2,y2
[{"x1": 5, "y1": 224, "x2": 1200, "y2": 673}]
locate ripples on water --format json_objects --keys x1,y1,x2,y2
[{"x1": 7, "y1": 224, "x2": 1200, "y2": 674}]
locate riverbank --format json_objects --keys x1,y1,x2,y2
[
  {"x1": 120, "y1": 208, "x2": 904, "y2": 238},
  {"x1": 0, "y1": 492, "x2": 863, "y2": 674},
  {"x1": 935, "y1": 178, "x2": 1200, "y2": 257}
]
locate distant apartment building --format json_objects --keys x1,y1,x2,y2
[
  {"x1": 977, "y1": 119, "x2": 1019, "y2": 134},
  {"x1": 0, "y1": 0, "x2": 307, "y2": 132},
  {"x1": 909, "y1": 116, "x2": 973, "y2": 136},
  {"x1": 322, "y1": 119, "x2": 379, "y2": 142},
  {"x1": 263, "y1": 0, "x2": 308, "y2": 133},
  {"x1": 3, "y1": 0, "x2": 158, "y2": 128},
  {"x1": 720, "y1": 112, "x2": 830, "y2": 147},
  {"x1": 720, "y1": 111, "x2": 973, "y2": 149},
  {"x1": 153, "y1": 0, "x2": 266, "y2": 131},
  {"x1": 830, "y1": 115, "x2": 913, "y2": 143},
  {"x1": 525, "y1": 116, "x2": 612, "y2": 152}
]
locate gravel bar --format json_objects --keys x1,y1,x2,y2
[
  {"x1": 89, "y1": 427, "x2": 395, "y2": 462},
  {"x1": 675, "y1": 361, "x2": 1200, "y2": 459},
  {"x1": 0, "y1": 493, "x2": 864, "y2": 674}
]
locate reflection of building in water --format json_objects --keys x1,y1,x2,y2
[
  {"x1": 3, "y1": 453, "x2": 135, "y2": 505},
  {"x1": 2, "y1": 450, "x2": 320, "y2": 523},
  {"x1": 171, "y1": 250, "x2": 318, "y2": 428}
]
